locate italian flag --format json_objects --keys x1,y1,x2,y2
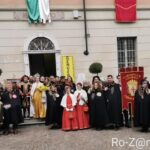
[{"x1": 26, "y1": 0, "x2": 51, "y2": 24}]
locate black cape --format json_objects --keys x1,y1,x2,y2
[
  {"x1": 0, "y1": 102, "x2": 2, "y2": 123},
  {"x1": 45, "y1": 91, "x2": 63, "y2": 126},
  {"x1": 134, "y1": 90, "x2": 150, "y2": 127},
  {"x1": 89, "y1": 90, "x2": 109, "y2": 128},
  {"x1": 105, "y1": 83, "x2": 122, "y2": 126},
  {"x1": 1, "y1": 89, "x2": 23, "y2": 125}
]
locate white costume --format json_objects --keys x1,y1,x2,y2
[
  {"x1": 74, "y1": 89, "x2": 88, "y2": 106},
  {"x1": 30, "y1": 82, "x2": 44, "y2": 117},
  {"x1": 61, "y1": 94, "x2": 77, "y2": 111}
]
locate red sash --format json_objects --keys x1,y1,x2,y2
[{"x1": 67, "y1": 95, "x2": 73, "y2": 109}]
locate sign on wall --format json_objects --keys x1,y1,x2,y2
[{"x1": 62, "y1": 56, "x2": 75, "y2": 81}]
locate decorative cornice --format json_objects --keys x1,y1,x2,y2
[
  {"x1": 13, "y1": 11, "x2": 64, "y2": 21},
  {"x1": 0, "y1": 6, "x2": 150, "y2": 11},
  {"x1": 23, "y1": 50, "x2": 61, "y2": 54}
]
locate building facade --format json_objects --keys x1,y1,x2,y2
[{"x1": 0, "y1": 0, "x2": 150, "y2": 81}]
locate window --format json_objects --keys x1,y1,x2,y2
[
  {"x1": 117, "y1": 37, "x2": 137, "y2": 68},
  {"x1": 28, "y1": 37, "x2": 55, "y2": 50}
]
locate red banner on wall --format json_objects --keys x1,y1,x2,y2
[
  {"x1": 120, "y1": 67, "x2": 144, "y2": 115},
  {"x1": 115, "y1": 0, "x2": 136, "y2": 22}
]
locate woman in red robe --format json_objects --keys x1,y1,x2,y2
[
  {"x1": 61, "y1": 86, "x2": 78, "y2": 131},
  {"x1": 74, "y1": 83, "x2": 90, "y2": 129}
]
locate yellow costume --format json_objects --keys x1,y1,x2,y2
[{"x1": 31, "y1": 82, "x2": 49, "y2": 118}]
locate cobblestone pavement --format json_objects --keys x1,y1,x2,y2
[{"x1": 0, "y1": 125, "x2": 150, "y2": 150}]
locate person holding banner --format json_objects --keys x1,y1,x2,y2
[
  {"x1": 117, "y1": 74, "x2": 130, "y2": 128},
  {"x1": 61, "y1": 86, "x2": 78, "y2": 131},
  {"x1": 105, "y1": 75, "x2": 122, "y2": 129},
  {"x1": 134, "y1": 80, "x2": 150, "y2": 132}
]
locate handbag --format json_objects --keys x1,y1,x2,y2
[
  {"x1": 83, "y1": 104, "x2": 89, "y2": 112},
  {"x1": 69, "y1": 111, "x2": 74, "y2": 119}
]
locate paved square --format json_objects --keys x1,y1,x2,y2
[{"x1": 0, "y1": 125, "x2": 150, "y2": 150}]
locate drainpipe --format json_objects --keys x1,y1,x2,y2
[{"x1": 83, "y1": 0, "x2": 89, "y2": 55}]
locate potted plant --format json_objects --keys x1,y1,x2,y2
[{"x1": 89, "y1": 62, "x2": 103, "y2": 75}]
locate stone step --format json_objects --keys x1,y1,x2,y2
[{"x1": 19, "y1": 118, "x2": 45, "y2": 126}]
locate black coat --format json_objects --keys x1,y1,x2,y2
[
  {"x1": 105, "y1": 83, "x2": 122, "y2": 125},
  {"x1": 89, "y1": 90, "x2": 109, "y2": 128},
  {"x1": 45, "y1": 91, "x2": 63, "y2": 126},
  {"x1": 0, "y1": 102, "x2": 2, "y2": 123},
  {"x1": 1, "y1": 90, "x2": 23, "y2": 125},
  {"x1": 134, "y1": 90, "x2": 150, "y2": 127}
]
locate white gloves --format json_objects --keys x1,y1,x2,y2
[
  {"x1": 66, "y1": 108, "x2": 73, "y2": 111},
  {"x1": 3, "y1": 104, "x2": 11, "y2": 109}
]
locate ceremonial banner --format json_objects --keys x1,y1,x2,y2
[
  {"x1": 62, "y1": 56, "x2": 75, "y2": 81},
  {"x1": 120, "y1": 67, "x2": 144, "y2": 115},
  {"x1": 115, "y1": 0, "x2": 136, "y2": 22}
]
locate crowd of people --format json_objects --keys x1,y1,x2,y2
[{"x1": 0, "y1": 74, "x2": 150, "y2": 135}]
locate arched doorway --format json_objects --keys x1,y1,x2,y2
[
  {"x1": 29, "y1": 37, "x2": 56, "y2": 76},
  {"x1": 23, "y1": 35, "x2": 61, "y2": 76}
]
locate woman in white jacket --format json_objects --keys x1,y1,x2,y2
[{"x1": 74, "y1": 83, "x2": 90, "y2": 129}]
